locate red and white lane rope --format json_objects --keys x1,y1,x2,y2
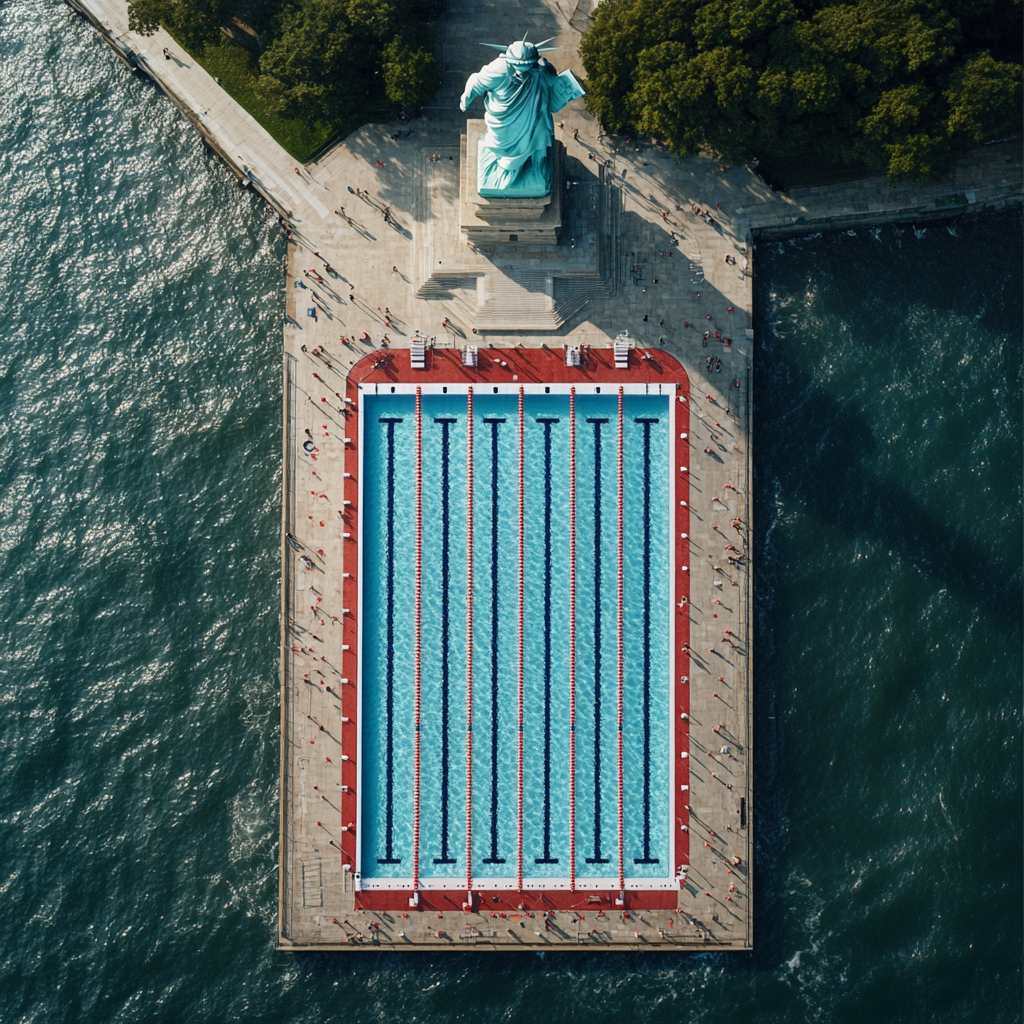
[
  {"x1": 413, "y1": 387, "x2": 423, "y2": 893},
  {"x1": 569, "y1": 387, "x2": 577, "y2": 891},
  {"x1": 465, "y1": 387, "x2": 475, "y2": 895},
  {"x1": 617, "y1": 386, "x2": 625, "y2": 895},
  {"x1": 517, "y1": 386, "x2": 525, "y2": 891}
]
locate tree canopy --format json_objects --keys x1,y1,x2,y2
[
  {"x1": 580, "y1": 0, "x2": 1022, "y2": 183},
  {"x1": 256, "y1": 0, "x2": 372, "y2": 121},
  {"x1": 255, "y1": 0, "x2": 438, "y2": 120},
  {"x1": 127, "y1": 0, "x2": 441, "y2": 127},
  {"x1": 382, "y1": 36, "x2": 442, "y2": 111},
  {"x1": 128, "y1": 0, "x2": 232, "y2": 50}
]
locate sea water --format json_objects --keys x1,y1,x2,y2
[{"x1": 1, "y1": 1, "x2": 1021, "y2": 1020}]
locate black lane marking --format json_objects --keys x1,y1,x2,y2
[
  {"x1": 482, "y1": 417, "x2": 506, "y2": 864},
  {"x1": 434, "y1": 418, "x2": 458, "y2": 864},
  {"x1": 378, "y1": 416, "x2": 403, "y2": 865},
  {"x1": 633, "y1": 417, "x2": 660, "y2": 864},
  {"x1": 585, "y1": 418, "x2": 610, "y2": 865},
  {"x1": 535, "y1": 417, "x2": 560, "y2": 864}
]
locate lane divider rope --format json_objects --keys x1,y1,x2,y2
[
  {"x1": 517, "y1": 386, "x2": 525, "y2": 891},
  {"x1": 465, "y1": 387, "x2": 474, "y2": 897},
  {"x1": 413, "y1": 386, "x2": 422, "y2": 893},
  {"x1": 569, "y1": 387, "x2": 577, "y2": 891}
]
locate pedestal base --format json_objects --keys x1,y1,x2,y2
[
  {"x1": 413, "y1": 137, "x2": 617, "y2": 332},
  {"x1": 460, "y1": 122, "x2": 561, "y2": 245}
]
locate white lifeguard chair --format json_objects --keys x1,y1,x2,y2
[
  {"x1": 565, "y1": 345, "x2": 581, "y2": 367},
  {"x1": 462, "y1": 345, "x2": 478, "y2": 367}
]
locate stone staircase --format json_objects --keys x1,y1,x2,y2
[
  {"x1": 475, "y1": 270, "x2": 557, "y2": 330},
  {"x1": 432, "y1": 269, "x2": 610, "y2": 332}
]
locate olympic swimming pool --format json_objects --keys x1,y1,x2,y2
[{"x1": 352, "y1": 373, "x2": 689, "y2": 901}]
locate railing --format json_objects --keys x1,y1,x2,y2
[{"x1": 617, "y1": 386, "x2": 625, "y2": 895}]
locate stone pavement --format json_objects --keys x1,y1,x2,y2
[
  {"x1": 67, "y1": 0, "x2": 1020, "y2": 951},
  {"x1": 271, "y1": 0, "x2": 757, "y2": 943}
]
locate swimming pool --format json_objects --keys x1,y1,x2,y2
[{"x1": 353, "y1": 371, "x2": 686, "y2": 897}]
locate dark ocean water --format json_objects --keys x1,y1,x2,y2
[{"x1": 1, "y1": 2, "x2": 1021, "y2": 1021}]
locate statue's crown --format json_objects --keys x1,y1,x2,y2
[
  {"x1": 480, "y1": 33, "x2": 558, "y2": 66},
  {"x1": 504, "y1": 40, "x2": 539, "y2": 67}
]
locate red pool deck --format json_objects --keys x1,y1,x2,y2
[{"x1": 339, "y1": 346, "x2": 690, "y2": 913}]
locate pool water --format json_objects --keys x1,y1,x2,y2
[{"x1": 358, "y1": 389, "x2": 673, "y2": 888}]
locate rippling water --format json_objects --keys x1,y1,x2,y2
[
  {"x1": 1, "y1": 2, "x2": 1021, "y2": 1021},
  {"x1": 752, "y1": 217, "x2": 1022, "y2": 1023}
]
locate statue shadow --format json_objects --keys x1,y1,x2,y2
[
  {"x1": 428, "y1": 149, "x2": 462, "y2": 209},
  {"x1": 621, "y1": 142, "x2": 777, "y2": 219},
  {"x1": 748, "y1": 240, "x2": 1022, "y2": 634},
  {"x1": 481, "y1": 160, "x2": 747, "y2": 357}
]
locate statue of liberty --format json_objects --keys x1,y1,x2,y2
[{"x1": 460, "y1": 36, "x2": 585, "y2": 198}]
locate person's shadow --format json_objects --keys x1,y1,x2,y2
[{"x1": 161, "y1": 51, "x2": 190, "y2": 69}]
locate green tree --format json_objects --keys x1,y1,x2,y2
[
  {"x1": 258, "y1": 0, "x2": 377, "y2": 121},
  {"x1": 346, "y1": 0, "x2": 398, "y2": 39},
  {"x1": 581, "y1": 0, "x2": 1022, "y2": 183},
  {"x1": 128, "y1": 0, "x2": 230, "y2": 49},
  {"x1": 381, "y1": 36, "x2": 441, "y2": 111},
  {"x1": 945, "y1": 51, "x2": 1022, "y2": 141}
]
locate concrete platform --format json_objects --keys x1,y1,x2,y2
[{"x1": 416, "y1": 138, "x2": 615, "y2": 331}]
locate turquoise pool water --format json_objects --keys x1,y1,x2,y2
[{"x1": 359, "y1": 391, "x2": 672, "y2": 886}]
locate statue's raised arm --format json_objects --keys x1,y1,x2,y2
[{"x1": 460, "y1": 37, "x2": 585, "y2": 198}]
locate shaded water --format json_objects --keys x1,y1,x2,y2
[{"x1": 1, "y1": 1, "x2": 1021, "y2": 1021}]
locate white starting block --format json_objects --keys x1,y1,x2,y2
[{"x1": 410, "y1": 333, "x2": 427, "y2": 369}]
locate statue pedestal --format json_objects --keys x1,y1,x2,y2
[
  {"x1": 459, "y1": 121, "x2": 561, "y2": 245},
  {"x1": 412, "y1": 133, "x2": 616, "y2": 332}
]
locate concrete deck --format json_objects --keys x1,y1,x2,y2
[
  {"x1": 65, "y1": 0, "x2": 1021, "y2": 952},
  {"x1": 271, "y1": 0, "x2": 756, "y2": 939}
]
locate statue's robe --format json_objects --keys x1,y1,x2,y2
[{"x1": 462, "y1": 58, "x2": 571, "y2": 196}]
